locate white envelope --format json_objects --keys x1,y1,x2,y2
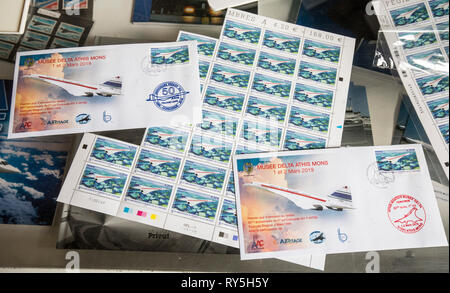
[
  {"x1": 233, "y1": 144, "x2": 448, "y2": 260},
  {"x1": 8, "y1": 41, "x2": 202, "y2": 138}
]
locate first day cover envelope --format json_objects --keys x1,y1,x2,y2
[
  {"x1": 233, "y1": 144, "x2": 448, "y2": 260},
  {"x1": 8, "y1": 41, "x2": 202, "y2": 138}
]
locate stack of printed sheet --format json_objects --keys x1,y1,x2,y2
[
  {"x1": 5, "y1": 7, "x2": 448, "y2": 271},
  {"x1": 374, "y1": 0, "x2": 449, "y2": 178}
]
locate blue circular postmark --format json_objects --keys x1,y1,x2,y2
[{"x1": 147, "y1": 81, "x2": 189, "y2": 112}]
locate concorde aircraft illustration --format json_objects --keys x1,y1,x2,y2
[
  {"x1": 423, "y1": 76, "x2": 447, "y2": 88},
  {"x1": 23, "y1": 74, "x2": 122, "y2": 97},
  {"x1": 227, "y1": 27, "x2": 256, "y2": 35},
  {"x1": 178, "y1": 195, "x2": 213, "y2": 206},
  {"x1": 292, "y1": 113, "x2": 323, "y2": 122},
  {"x1": 207, "y1": 93, "x2": 238, "y2": 102},
  {"x1": 249, "y1": 103, "x2": 280, "y2": 111},
  {"x1": 31, "y1": 19, "x2": 50, "y2": 27},
  {"x1": 256, "y1": 80, "x2": 284, "y2": 88},
  {"x1": 299, "y1": 89, "x2": 329, "y2": 98},
  {"x1": 288, "y1": 138, "x2": 322, "y2": 148},
  {"x1": 395, "y1": 6, "x2": 421, "y2": 20},
  {"x1": 400, "y1": 32, "x2": 426, "y2": 41},
  {"x1": 0, "y1": 158, "x2": 21, "y2": 174},
  {"x1": 379, "y1": 153, "x2": 411, "y2": 165},
  {"x1": 246, "y1": 128, "x2": 271, "y2": 137},
  {"x1": 222, "y1": 48, "x2": 252, "y2": 57},
  {"x1": 245, "y1": 182, "x2": 354, "y2": 211},
  {"x1": 306, "y1": 45, "x2": 334, "y2": 54},
  {"x1": 261, "y1": 58, "x2": 291, "y2": 66},
  {"x1": 435, "y1": 2, "x2": 449, "y2": 11},
  {"x1": 96, "y1": 147, "x2": 128, "y2": 156},
  {"x1": 186, "y1": 168, "x2": 221, "y2": 178},
  {"x1": 434, "y1": 102, "x2": 449, "y2": 112},
  {"x1": 215, "y1": 71, "x2": 244, "y2": 79},
  {"x1": 302, "y1": 67, "x2": 331, "y2": 76},
  {"x1": 153, "y1": 48, "x2": 185, "y2": 60},
  {"x1": 414, "y1": 53, "x2": 441, "y2": 68},
  {"x1": 131, "y1": 185, "x2": 165, "y2": 195},
  {"x1": 203, "y1": 117, "x2": 228, "y2": 126},
  {"x1": 149, "y1": 131, "x2": 181, "y2": 139},
  {"x1": 141, "y1": 158, "x2": 174, "y2": 167},
  {"x1": 393, "y1": 206, "x2": 424, "y2": 225},
  {"x1": 59, "y1": 27, "x2": 79, "y2": 35},
  {"x1": 198, "y1": 143, "x2": 224, "y2": 152},
  {"x1": 85, "y1": 172, "x2": 121, "y2": 183},
  {"x1": 266, "y1": 36, "x2": 294, "y2": 44},
  {"x1": 197, "y1": 41, "x2": 211, "y2": 46}
]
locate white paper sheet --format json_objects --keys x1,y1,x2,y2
[
  {"x1": 233, "y1": 144, "x2": 448, "y2": 260},
  {"x1": 373, "y1": 0, "x2": 449, "y2": 178},
  {"x1": 8, "y1": 41, "x2": 202, "y2": 138}
]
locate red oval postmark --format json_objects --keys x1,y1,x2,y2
[{"x1": 387, "y1": 195, "x2": 426, "y2": 234}]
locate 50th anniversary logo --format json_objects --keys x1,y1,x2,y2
[{"x1": 147, "y1": 81, "x2": 189, "y2": 112}]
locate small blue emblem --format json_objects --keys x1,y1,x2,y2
[
  {"x1": 147, "y1": 81, "x2": 189, "y2": 112},
  {"x1": 309, "y1": 231, "x2": 326, "y2": 244},
  {"x1": 75, "y1": 113, "x2": 91, "y2": 125}
]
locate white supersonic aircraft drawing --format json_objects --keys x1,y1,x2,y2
[
  {"x1": 215, "y1": 71, "x2": 244, "y2": 79},
  {"x1": 250, "y1": 103, "x2": 279, "y2": 111},
  {"x1": 198, "y1": 143, "x2": 224, "y2": 152},
  {"x1": 400, "y1": 32, "x2": 426, "y2": 42},
  {"x1": 227, "y1": 27, "x2": 256, "y2": 35},
  {"x1": 423, "y1": 76, "x2": 446, "y2": 88},
  {"x1": 435, "y1": 2, "x2": 449, "y2": 11},
  {"x1": 257, "y1": 80, "x2": 284, "y2": 88},
  {"x1": 300, "y1": 90, "x2": 329, "y2": 98},
  {"x1": 222, "y1": 48, "x2": 252, "y2": 57},
  {"x1": 141, "y1": 158, "x2": 174, "y2": 167},
  {"x1": 262, "y1": 58, "x2": 291, "y2": 66},
  {"x1": 292, "y1": 113, "x2": 323, "y2": 122},
  {"x1": 302, "y1": 67, "x2": 331, "y2": 76},
  {"x1": 207, "y1": 93, "x2": 238, "y2": 102},
  {"x1": 197, "y1": 41, "x2": 211, "y2": 46},
  {"x1": 266, "y1": 36, "x2": 294, "y2": 44},
  {"x1": 96, "y1": 147, "x2": 128, "y2": 156},
  {"x1": 153, "y1": 48, "x2": 185, "y2": 60},
  {"x1": 85, "y1": 172, "x2": 120, "y2": 183},
  {"x1": 179, "y1": 195, "x2": 212, "y2": 206},
  {"x1": 203, "y1": 117, "x2": 228, "y2": 125},
  {"x1": 245, "y1": 128, "x2": 272, "y2": 138},
  {"x1": 306, "y1": 45, "x2": 334, "y2": 54},
  {"x1": 0, "y1": 158, "x2": 20, "y2": 174},
  {"x1": 131, "y1": 185, "x2": 164, "y2": 195},
  {"x1": 187, "y1": 168, "x2": 220, "y2": 179},
  {"x1": 23, "y1": 74, "x2": 122, "y2": 97},
  {"x1": 288, "y1": 138, "x2": 321, "y2": 148},
  {"x1": 434, "y1": 102, "x2": 449, "y2": 112},
  {"x1": 150, "y1": 131, "x2": 180, "y2": 139},
  {"x1": 413, "y1": 53, "x2": 442, "y2": 69},
  {"x1": 379, "y1": 153, "x2": 411, "y2": 164},
  {"x1": 246, "y1": 182, "x2": 354, "y2": 211},
  {"x1": 395, "y1": 6, "x2": 421, "y2": 20}
]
